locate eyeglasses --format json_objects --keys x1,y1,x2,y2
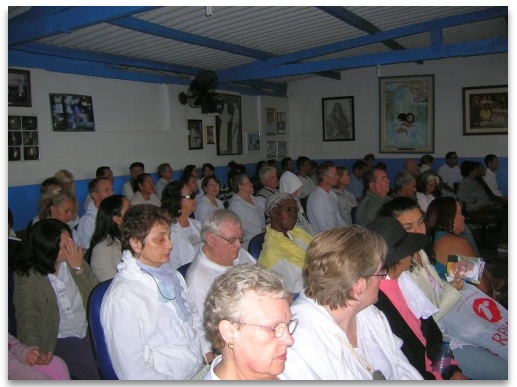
[
  {"x1": 238, "y1": 319, "x2": 298, "y2": 338},
  {"x1": 279, "y1": 206, "x2": 298, "y2": 214},
  {"x1": 179, "y1": 193, "x2": 197, "y2": 200},
  {"x1": 212, "y1": 233, "x2": 245, "y2": 245},
  {"x1": 370, "y1": 268, "x2": 388, "y2": 279}
]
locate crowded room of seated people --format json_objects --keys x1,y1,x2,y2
[
  {"x1": 8, "y1": 7, "x2": 507, "y2": 379},
  {"x1": 8, "y1": 150, "x2": 508, "y2": 380}
]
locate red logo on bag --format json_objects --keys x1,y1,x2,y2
[{"x1": 472, "y1": 298, "x2": 502, "y2": 322}]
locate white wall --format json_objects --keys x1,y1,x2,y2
[
  {"x1": 8, "y1": 53, "x2": 507, "y2": 187},
  {"x1": 287, "y1": 53, "x2": 508, "y2": 160}
]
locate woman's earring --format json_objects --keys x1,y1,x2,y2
[{"x1": 227, "y1": 342, "x2": 235, "y2": 349}]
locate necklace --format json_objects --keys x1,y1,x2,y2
[{"x1": 326, "y1": 307, "x2": 386, "y2": 380}]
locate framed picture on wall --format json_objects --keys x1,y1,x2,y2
[
  {"x1": 266, "y1": 140, "x2": 277, "y2": 158},
  {"x1": 247, "y1": 132, "x2": 261, "y2": 152},
  {"x1": 276, "y1": 112, "x2": 286, "y2": 134},
  {"x1": 277, "y1": 141, "x2": 287, "y2": 158},
  {"x1": 322, "y1": 96, "x2": 355, "y2": 141},
  {"x1": 216, "y1": 94, "x2": 242, "y2": 155},
  {"x1": 462, "y1": 85, "x2": 507, "y2": 135},
  {"x1": 8, "y1": 69, "x2": 32, "y2": 107},
  {"x1": 265, "y1": 108, "x2": 276, "y2": 135},
  {"x1": 8, "y1": 115, "x2": 39, "y2": 161},
  {"x1": 49, "y1": 94, "x2": 95, "y2": 131},
  {"x1": 379, "y1": 74, "x2": 434, "y2": 153},
  {"x1": 205, "y1": 125, "x2": 215, "y2": 144},
  {"x1": 188, "y1": 119, "x2": 203, "y2": 150}
]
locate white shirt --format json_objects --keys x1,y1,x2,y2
[
  {"x1": 48, "y1": 261, "x2": 88, "y2": 339},
  {"x1": 78, "y1": 200, "x2": 97, "y2": 249},
  {"x1": 154, "y1": 178, "x2": 170, "y2": 200},
  {"x1": 101, "y1": 252, "x2": 206, "y2": 380},
  {"x1": 169, "y1": 219, "x2": 203, "y2": 270},
  {"x1": 204, "y1": 355, "x2": 287, "y2": 380},
  {"x1": 306, "y1": 186, "x2": 347, "y2": 233},
  {"x1": 483, "y1": 168, "x2": 503, "y2": 196},
  {"x1": 416, "y1": 192, "x2": 435, "y2": 213},
  {"x1": 297, "y1": 175, "x2": 316, "y2": 199},
  {"x1": 228, "y1": 195, "x2": 265, "y2": 250},
  {"x1": 283, "y1": 292, "x2": 423, "y2": 380},
  {"x1": 122, "y1": 181, "x2": 134, "y2": 200},
  {"x1": 437, "y1": 164, "x2": 461, "y2": 197},
  {"x1": 130, "y1": 191, "x2": 162, "y2": 206},
  {"x1": 194, "y1": 195, "x2": 224, "y2": 224},
  {"x1": 186, "y1": 246, "x2": 255, "y2": 350}
]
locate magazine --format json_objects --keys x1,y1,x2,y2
[{"x1": 445, "y1": 255, "x2": 485, "y2": 285}]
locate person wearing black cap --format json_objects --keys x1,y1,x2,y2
[
  {"x1": 367, "y1": 217, "x2": 467, "y2": 380},
  {"x1": 123, "y1": 162, "x2": 145, "y2": 200}
]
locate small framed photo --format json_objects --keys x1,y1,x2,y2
[
  {"x1": 247, "y1": 132, "x2": 261, "y2": 152},
  {"x1": 462, "y1": 85, "x2": 507, "y2": 135},
  {"x1": 322, "y1": 96, "x2": 355, "y2": 142},
  {"x1": 277, "y1": 141, "x2": 287, "y2": 158},
  {"x1": 8, "y1": 69, "x2": 32, "y2": 107},
  {"x1": 276, "y1": 112, "x2": 286, "y2": 134},
  {"x1": 205, "y1": 125, "x2": 215, "y2": 144},
  {"x1": 265, "y1": 108, "x2": 276, "y2": 135},
  {"x1": 266, "y1": 140, "x2": 277, "y2": 158},
  {"x1": 188, "y1": 119, "x2": 203, "y2": 150}
]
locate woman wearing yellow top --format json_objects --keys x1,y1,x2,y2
[{"x1": 258, "y1": 192, "x2": 313, "y2": 304}]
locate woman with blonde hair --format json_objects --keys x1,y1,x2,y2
[
  {"x1": 38, "y1": 188, "x2": 80, "y2": 246},
  {"x1": 283, "y1": 226, "x2": 422, "y2": 380}
]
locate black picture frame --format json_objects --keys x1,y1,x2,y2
[
  {"x1": 216, "y1": 94, "x2": 242, "y2": 155},
  {"x1": 276, "y1": 112, "x2": 286, "y2": 134},
  {"x1": 49, "y1": 94, "x2": 95, "y2": 131},
  {"x1": 188, "y1": 119, "x2": 203, "y2": 150},
  {"x1": 322, "y1": 96, "x2": 355, "y2": 141},
  {"x1": 462, "y1": 85, "x2": 507, "y2": 135},
  {"x1": 8, "y1": 69, "x2": 32, "y2": 107}
]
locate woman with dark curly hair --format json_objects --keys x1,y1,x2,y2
[
  {"x1": 11, "y1": 219, "x2": 99, "y2": 379},
  {"x1": 161, "y1": 180, "x2": 202, "y2": 269}
]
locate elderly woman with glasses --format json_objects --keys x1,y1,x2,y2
[
  {"x1": 283, "y1": 226, "x2": 422, "y2": 380},
  {"x1": 203, "y1": 264, "x2": 297, "y2": 380},
  {"x1": 258, "y1": 193, "x2": 314, "y2": 304},
  {"x1": 161, "y1": 180, "x2": 202, "y2": 269}
]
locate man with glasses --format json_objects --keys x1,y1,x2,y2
[
  {"x1": 306, "y1": 161, "x2": 347, "y2": 233},
  {"x1": 185, "y1": 209, "x2": 256, "y2": 353}
]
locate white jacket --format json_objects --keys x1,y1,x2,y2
[
  {"x1": 100, "y1": 252, "x2": 206, "y2": 380},
  {"x1": 169, "y1": 219, "x2": 202, "y2": 270},
  {"x1": 283, "y1": 292, "x2": 423, "y2": 380}
]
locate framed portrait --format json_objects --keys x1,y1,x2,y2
[
  {"x1": 8, "y1": 115, "x2": 39, "y2": 161},
  {"x1": 322, "y1": 96, "x2": 355, "y2": 142},
  {"x1": 462, "y1": 85, "x2": 507, "y2": 135},
  {"x1": 205, "y1": 125, "x2": 215, "y2": 144},
  {"x1": 266, "y1": 140, "x2": 277, "y2": 158},
  {"x1": 188, "y1": 119, "x2": 203, "y2": 150},
  {"x1": 265, "y1": 108, "x2": 276, "y2": 135},
  {"x1": 379, "y1": 75, "x2": 434, "y2": 153},
  {"x1": 49, "y1": 94, "x2": 95, "y2": 131},
  {"x1": 8, "y1": 69, "x2": 32, "y2": 107},
  {"x1": 277, "y1": 141, "x2": 287, "y2": 158},
  {"x1": 247, "y1": 132, "x2": 261, "y2": 152},
  {"x1": 216, "y1": 94, "x2": 242, "y2": 155},
  {"x1": 276, "y1": 112, "x2": 286, "y2": 134}
]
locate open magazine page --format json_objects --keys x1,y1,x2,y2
[{"x1": 445, "y1": 255, "x2": 485, "y2": 284}]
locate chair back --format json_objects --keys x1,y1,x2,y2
[
  {"x1": 177, "y1": 262, "x2": 192, "y2": 278},
  {"x1": 248, "y1": 232, "x2": 265, "y2": 260},
  {"x1": 87, "y1": 279, "x2": 118, "y2": 380}
]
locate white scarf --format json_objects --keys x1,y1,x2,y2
[{"x1": 398, "y1": 271, "x2": 439, "y2": 319}]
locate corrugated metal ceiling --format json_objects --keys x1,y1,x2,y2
[{"x1": 8, "y1": 6, "x2": 508, "y2": 97}]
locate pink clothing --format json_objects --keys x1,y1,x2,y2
[
  {"x1": 380, "y1": 279, "x2": 447, "y2": 380},
  {"x1": 8, "y1": 333, "x2": 70, "y2": 380}
]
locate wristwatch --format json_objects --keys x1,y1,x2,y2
[{"x1": 72, "y1": 263, "x2": 84, "y2": 272}]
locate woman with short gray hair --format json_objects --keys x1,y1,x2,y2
[{"x1": 204, "y1": 264, "x2": 296, "y2": 380}]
